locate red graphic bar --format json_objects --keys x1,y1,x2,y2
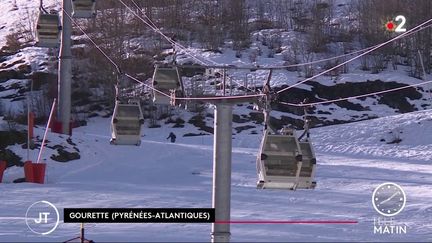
[{"x1": 215, "y1": 220, "x2": 358, "y2": 224}]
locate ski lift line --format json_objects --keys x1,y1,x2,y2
[
  {"x1": 122, "y1": 0, "x2": 432, "y2": 71},
  {"x1": 169, "y1": 18, "x2": 429, "y2": 72},
  {"x1": 127, "y1": 0, "x2": 267, "y2": 95},
  {"x1": 129, "y1": 0, "x2": 263, "y2": 96},
  {"x1": 127, "y1": 73, "x2": 264, "y2": 101},
  {"x1": 129, "y1": 0, "x2": 247, "y2": 94},
  {"x1": 135, "y1": 0, "x2": 341, "y2": 68},
  {"x1": 254, "y1": 22, "x2": 432, "y2": 69},
  {"x1": 64, "y1": 8, "x2": 170, "y2": 99},
  {"x1": 117, "y1": 0, "x2": 210, "y2": 66},
  {"x1": 64, "y1": 2, "x2": 258, "y2": 102},
  {"x1": 125, "y1": 74, "x2": 171, "y2": 98},
  {"x1": 276, "y1": 18, "x2": 432, "y2": 95},
  {"x1": 128, "y1": 0, "x2": 252, "y2": 99},
  {"x1": 164, "y1": 22, "x2": 431, "y2": 95},
  {"x1": 130, "y1": 0, "x2": 229, "y2": 76},
  {"x1": 125, "y1": 0, "x2": 255, "y2": 96},
  {"x1": 65, "y1": 6, "x2": 258, "y2": 102},
  {"x1": 62, "y1": 9, "x2": 121, "y2": 73},
  {"x1": 130, "y1": 0, "x2": 273, "y2": 103},
  {"x1": 77, "y1": 0, "x2": 431, "y2": 87},
  {"x1": 123, "y1": 0, "x2": 258, "y2": 94},
  {"x1": 128, "y1": 0, "x2": 189, "y2": 51},
  {"x1": 127, "y1": 0, "x2": 219, "y2": 66},
  {"x1": 278, "y1": 79, "x2": 432, "y2": 107},
  {"x1": 66, "y1": 2, "x2": 430, "y2": 104},
  {"x1": 128, "y1": 0, "x2": 157, "y2": 29},
  {"x1": 175, "y1": 93, "x2": 265, "y2": 101},
  {"x1": 130, "y1": 0, "x2": 223, "y2": 66}
]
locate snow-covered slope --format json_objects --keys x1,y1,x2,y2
[
  {"x1": 1, "y1": 1, "x2": 432, "y2": 241},
  {"x1": 1, "y1": 110, "x2": 431, "y2": 242},
  {"x1": 314, "y1": 109, "x2": 432, "y2": 161},
  {"x1": 1, "y1": 0, "x2": 431, "y2": 128},
  {"x1": 0, "y1": 0, "x2": 58, "y2": 47}
]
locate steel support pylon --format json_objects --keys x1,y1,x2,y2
[
  {"x1": 58, "y1": 0, "x2": 73, "y2": 134},
  {"x1": 211, "y1": 103, "x2": 232, "y2": 242}
]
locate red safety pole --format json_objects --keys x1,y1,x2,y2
[{"x1": 0, "y1": 161, "x2": 6, "y2": 183}]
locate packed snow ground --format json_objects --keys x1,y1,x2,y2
[
  {"x1": 2, "y1": 0, "x2": 432, "y2": 128},
  {"x1": 0, "y1": 110, "x2": 431, "y2": 242},
  {"x1": 1, "y1": 1, "x2": 432, "y2": 241}
]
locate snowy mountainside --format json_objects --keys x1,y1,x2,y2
[
  {"x1": 0, "y1": 1, "x2": 431, "y2": 241},
  {"x1": 314, "y1": 109, "x2": 432, "y2": 161},
  {"x1": 0, "y1": 109, "x2": 431, "y2": 242},
  {"x1": 0, "y1": 0, "x2": 59, "y2": 47},
  {"x1": 0, "y1": 0, "x2": 431, "y2": 130}
]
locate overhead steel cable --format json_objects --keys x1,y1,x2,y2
[
  {"x1": 278, "y1": 79, "x2": 432, "y2": 107},
  {"x1": 275, "y1": 18, "x2": 432, "y2": 95},
  {"x1": 125, "y1": 74, "x2": 175, "y2": 98},
  {"x1": 62, "y1": 9, "x2": 121, "y2": 73},
  {"x1": 118, "y1": 1, "x2": 432, "y2": 70},
  {"x1": 122, "y1": 3, "x2": 432, "y2": 102},
  {"x1": 62, "y1": 8, "x2": 171, "y2": 98},
  {"x1": 123, "y1": 0, "x2": 260, "y2": 94},
  {"x1": 64, "y1": 4, "x2": 432, "y2": 104},
  {"x1": 128, "y1": 0, "x2": 221, "y2": 67},
  {"x1": 63, "y1": 8, "x2": 263, "y2": 101},
  {"x1": 118, "y1": 0, "x2": 211, "y2": 66}
]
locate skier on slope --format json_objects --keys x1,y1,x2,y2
[{"x1": 167, "y1": 132, "x2": 176, "y2": 143}]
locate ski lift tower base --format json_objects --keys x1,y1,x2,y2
[{"x1": 201, "y1": 97, "x2": 260, "y2": 243}]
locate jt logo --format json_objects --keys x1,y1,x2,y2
[
  {"x1": 34, "y1": 212, "x2": 50, "y2": 224},
  {"x1": 26, "y1": 201, "x2": 60, "y2": 235}
]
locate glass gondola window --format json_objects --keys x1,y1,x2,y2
[
  {"x1": 264, "y1": 136, "x2": 299, "y2": 154},
  {"x1": 115, "y1": 120, "x2": 141, "y2": 136},
  {"x1": 298, "y1": 142, "x2": 316, "y2": 177},
  {"x1": 116, "y1": 106, "x2": 141, "y2": 117}
]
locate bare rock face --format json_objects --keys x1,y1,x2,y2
[
  {"x1": 50, "y1": 146, "x2": 81, "y2": 163},
  {"x1": 0, "y1": 131, "x2": 26, "y2": 168}
]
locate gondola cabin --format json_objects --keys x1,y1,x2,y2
[
  {"x1": 110, "y1": 100, "x2": 144, "y2": 146},
  {"x1": 152, "y1": 66, "x2": 183, "y2": 105},
  {"x1": 72, "y1": 0, "x2": 96, "y2": 18},
  {"x1": 257, "y1": 128, "x2": 315, "y2": 190},
  {"x1": 36, "y1": 12, "x2": 61, "y2": 48}
]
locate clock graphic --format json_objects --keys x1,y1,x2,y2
[{"x1": 372, "y1": 182, "x2": 406, "y2": 217}]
